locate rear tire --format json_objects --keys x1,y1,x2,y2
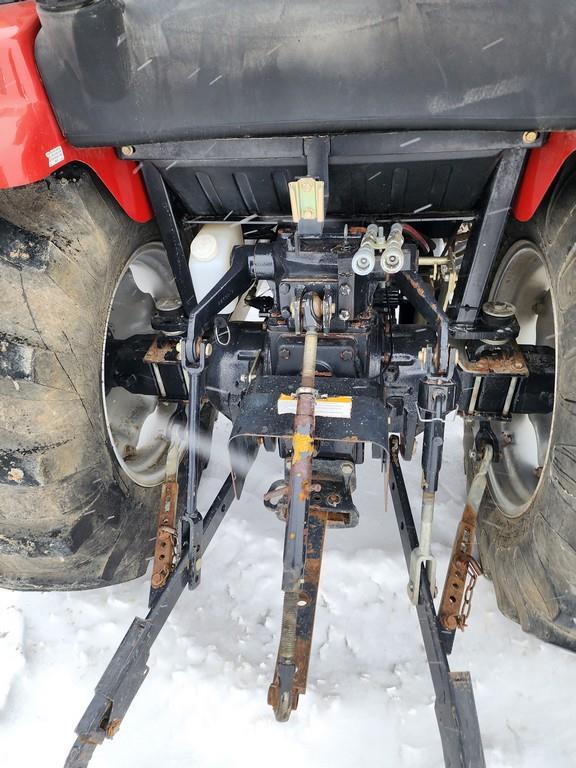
[
  {"x1": 0, "y1": 169, "x2": 159, "y2": 589},
  {"x1": 465, "y1": 161, "x2": 576, "y2": 651}
]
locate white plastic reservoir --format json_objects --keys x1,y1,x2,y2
[{"x1": 189, "y1": 224, "x2": 244, "y2": 313}]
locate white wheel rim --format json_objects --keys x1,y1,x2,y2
[
  {"x1": 486, "y1": 240, "x2": 556, "y2": 517},
  {"x1": 102, "y1": 242, "x2": 183, "y2": 487}
]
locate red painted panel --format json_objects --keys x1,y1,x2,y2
[
  {"x1": 513, "y1": 131, "x2": 576, "y2": 222},
  {"x1": 0, "y1": 1, "x2": 152, "y2": 223}
]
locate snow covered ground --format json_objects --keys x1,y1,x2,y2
[{"x1": 1, "y1": 417, "x2": 575, "y2": 768}]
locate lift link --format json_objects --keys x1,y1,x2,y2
[
  {"x1": 439, "y1": 444, "x2": 493, "y2": 631},
  {"x1": 150, "y1": 441, "x2": 181, "y2": 594},
  {"x1": 388, "y1": 436, "x2": 486, "y2": 768},
  {"x1": 408, "y1": 371, "x2": 457, "y2": 604}
]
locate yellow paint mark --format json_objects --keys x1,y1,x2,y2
[{"x1": 292, "y1": 432, "x2": 314, "y2": 462}]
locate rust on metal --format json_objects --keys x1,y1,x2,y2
[
  {"x1": 143, "y1": 336, "x2": 180, "y2": 364},
  {"x1": 439, "y1": 502, "x2": 482, "y2": 631},
  {"x1": 268, "y1": 508, "x2": 328, "y2": 716},
  {"x1": 458, "y1": 341, "x2": 529, "y2": 377},
  {"x1": 105, "y1": 718, "x2": 122, "y2": 739},
  {"x1": 151, "y1": 475, "x2": 179, "y2": 590}
]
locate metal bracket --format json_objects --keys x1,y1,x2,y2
[
  {"x1": 289, "y1": 136, "x2": 330, "y2": 236},
  {"x1": 141, "y1": 162, "x2": 196, "y2": 314}
]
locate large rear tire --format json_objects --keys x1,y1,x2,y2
[
  {"x1": 465, "y1": 161, "x2": 576, "y2": 651},
  {"x1": 0, "y1": 170, "x2": 160, "y2": 589}
]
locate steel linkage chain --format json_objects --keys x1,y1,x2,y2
[{"x1": 458, "y1": 556, "x2": 483, "y2": 629}]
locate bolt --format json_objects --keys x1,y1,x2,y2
[
  {"x1": 341, "y1": 462, "x2": 354, "y2": 476},
  {"x1": 339, "y1": 309, "x2": 350, "y2": 321},
  {"x1": 280, "y1": 283, "x2": 290, "y2": 294},
  {"x1": 340, "y1": 284, "x2": 351, "y2": 296},
  {"x1": 195, "y1": 557, "x2": 203, "y2": 572},
  {"x1": 523, "y1": 131, "x2": 539, "y2": 145},
  {"x1": 327, "y1": 492, "x2": 341, "y2": 507},
  {"x1": 340, "y1": 349, "x2": 353, "y2": 361},
  {"x1": 279, "y1": 347, "x2": 290, "y2": 360},
  {"x1": 205, "y1": 343, "x2": 213, "y2": 357},
  {"x1": 121, "y1": 145, "x2": 135, "y2": 156}
]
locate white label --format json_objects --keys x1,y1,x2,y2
[
  {"x1": 45, "y1": 145, "x2": 64, "y2": 167},
  {"x1": 277, "y1": 394, "x2": 352, "y2": 419}
]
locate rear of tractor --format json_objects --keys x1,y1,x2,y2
[{"x1": 1, "y1": 1, "x2": 576, "y2": 766}]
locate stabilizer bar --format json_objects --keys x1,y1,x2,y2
[
  {"x1": 388, "y1": 436, "x2": 485, "y2": 768},
  {"x1": 64, "y1": 474, "x2": 235, "y2": 768}
]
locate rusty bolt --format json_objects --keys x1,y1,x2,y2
[
  {"x1": 121, "y1": 145, "x2": 135, "y2": 156},
  {"x1": 340, "y1": 349, "x2": 353, "y2": 361},
  {"x1": 279, "y1": 347, "x2": 290, "y2": 360},
  {"x1": 327, "y1": 492, "x2": 341, "y2": 507},
  {"x1": 340, "y1": 284, "x2": 351, "y2": 296}
]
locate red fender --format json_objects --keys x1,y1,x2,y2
[
  {"x1": 513, "y1": 131, "x2": 576, "y2": 222},
  {"x1": 0, "y1": 1, "x2": 152, "y2": 223},
  {"x1": 3, "y1": 3, "x2": 576, "y2": 227}
]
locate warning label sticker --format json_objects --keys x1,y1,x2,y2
[{"x1": 45, "y1": 146, "x2": 65, "y2": 167}]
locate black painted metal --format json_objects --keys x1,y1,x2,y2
[
  {"x1": 64, "y1": 474, "x2": 236, "y2": 768},
  {"x1": 388, "y1": 437, "x2": 485, "y2": 768},
  {"x1": 185, "y1": 245, "x2": 257, "y2": 362},
  {"x1": 452, "y1": 148, "x2": 527, "y2": 324},
  {"x1": 129, "y1": 131, "x2": 539, "y2": 164},
  {"x1": 141, "y1": 162, "x2": 197, "y2": 314},
  {"x1": 184, "y1": 351, "x2": 205, "y2": 587},
  {"x1": 396, "y1": 271, "x2": 450, "y2": 374}
]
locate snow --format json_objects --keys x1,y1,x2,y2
[{"x1": 1, "y1": 417, "x2": 575, "y2": 768}]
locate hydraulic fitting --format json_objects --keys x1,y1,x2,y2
[
  {"x1": 381, "y1": 223, "x2": 405, "y2": 274},
  {"x1": 351, "y1": 224, "x2": 378, "y2": 275}
]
